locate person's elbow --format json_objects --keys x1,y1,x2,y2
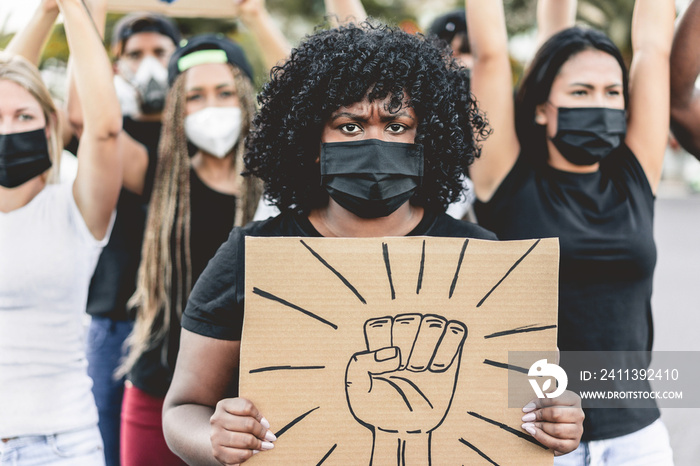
[
  {"x1": 670, "y1": 111, "x2": 700, "y2": 158},
  {"x1": 94, "y1": 116, "x2": 123, "y2": 142},
  {"x1": 161, "y1": 393, "x2": 183, "y2": 457}
]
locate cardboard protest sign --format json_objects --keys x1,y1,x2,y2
[
  {"x1": 241, "y1": 236, "x2": 559, "y2": 465},
  {"x1": 107, "y1": 0, "x2": 236, "y2": 18}
]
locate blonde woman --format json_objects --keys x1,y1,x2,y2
[
  {"x1": 0, "y1": 0, "x2": 122, "y2": 464},
  {"x1": 118, "y1": 35, "x2": 262, "y2": 466}
]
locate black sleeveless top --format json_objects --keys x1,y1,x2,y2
[
  {"x1": 86, "y1": 117, "x2": 162, "y2": 320},
  {"x1": 129, "y1": 169, "x2": 237, "y2": 397},
  {"x1": 475, "y1": 145, "x2": 659, "y2": 441}
]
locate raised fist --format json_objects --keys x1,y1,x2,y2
[{"x1": 345, "y1": 314, "x2": 467, "y2": 465}]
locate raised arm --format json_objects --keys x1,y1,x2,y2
[
  {"x1": 233, "y1": 0, "x2": 291, "y2": 71},
  {"x1": 625, "y1": 0, "x2": 675, "y2": 194},
  {"x1": 671, "y1": 0, "x2": 700, "y2": 158},
  {"x1": 164, "y1": 330, "x2": 273, "y2": 465},
  {"x1": 324, "y1": 0, "x2": 367, "y2": 26},
  {"x1": 66, "y1": 0, "x2": 150, "y2": 196},
  {"x1": 59, "y1": 0, "x2": 122, "y2": 239},
  {"x1": 5, "y1": 0, "x2": 59, "y2": 66},
  {"x1": 536, "y1": 0, "x2": 577, "y2": 48},
  {"x1": 465, "y1": 0, "x2": 520, "y2": 202},
  {"x1": 65, "y1": 0, "x2": 106, "y2": 138}
]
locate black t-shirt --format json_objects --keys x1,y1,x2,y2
[
  {"x1": 129, "y1": 169, "x2": 237, "y2": 397},
  {"x1": 182, "y1": 210, "x2": 497, "y2": 343},
  {"x1": 474, "y1": 145, "x2": 659, "y2": 441},
  {"x1": 86, "y1": 117, "x2": 162, "y2": 320}
]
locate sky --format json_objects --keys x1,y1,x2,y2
[{"x1": 0, "y1": 0, "x2": 42, "y2": 34}]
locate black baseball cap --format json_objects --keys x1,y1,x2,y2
[
  {"x1": 167, "y1": 34, "x2": 254, "y2": 86},
  {"x1": 112, "y1": 13, "x2": 182, "y2": 56},
  {"x1": 427, "y1": 10, "x2": 467, "y2": 41},
  {"x1": 427, "y1": 9, "x2": 470, "y2": 55}
]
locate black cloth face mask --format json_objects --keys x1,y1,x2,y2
[
  {"x1": 320, "y1": 139, "x2": 424, "y2": 219},
  {"x1": 550, "y1": 107, "x2": 627, "y2": 166},
  {"x1": 0, "y1": 128, "x2": 52, "y2": 188}
]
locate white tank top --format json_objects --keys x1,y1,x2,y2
[{"x1": 0, "y1": 183, "x2": 111, "y2": 437}]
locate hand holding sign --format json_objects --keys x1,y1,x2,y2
[
  {"x1": 231, "y1": 0, "x2": 267, "y2": 19},
  {"x1": 345, "y1": 314, "x2": 467, "y2": 465}
]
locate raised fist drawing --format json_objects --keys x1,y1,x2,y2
[{"x1": 345, "y1": 314, "x2": 467, "y2": 465}]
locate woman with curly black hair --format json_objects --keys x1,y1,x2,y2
[{"x1": 162, "y1": 22, "x2": 584, "y2": 465}]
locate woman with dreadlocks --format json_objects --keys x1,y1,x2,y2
[
  {"x1": 161, "y1": 22, "x2": 584, "y2": 465},
  {"x1": 116, "y1": 35, "x2": 262, "y2": 466}
]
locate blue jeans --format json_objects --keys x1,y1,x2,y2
[
  {"x1": 86, "y1": 317, "x2": 133, "y2": 466},
  {"x1": 0, "y1": 426, "x2": 105, "y2": 466},
  {"x1": 554, "y1": 419, "x2": 674, "y2": 466}
]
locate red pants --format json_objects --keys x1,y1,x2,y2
[{"x1": 120, "y1": 383, "x2": 187, "y2": 466}]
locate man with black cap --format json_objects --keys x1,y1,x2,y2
[{"x1": 111, "y1": 12, "x2": 182, "y2": 120}]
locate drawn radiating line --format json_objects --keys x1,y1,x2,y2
[
  {"x1": 300, "y1": 240, "x2": 367, "y2": 304},
  {"x1": 374, "y1": 376, "x2": 412, "y2": 411},
  {"x1": 397, "y1": 439, "x2": 402, "y2": 466},
  {"x1": 416, "y1": 240, "x2": 426, "y2": 295},
  {"x1": 389, "y1": 375, "x2": 434, "y2": 409},
  {"x1": 382, "y1": 243, "x2": 396, "y2": 300},
  {"x1": 467, "y1": 412, "x2": 547, "y2": 449},
  {"x1": 482, "y1": 359, "x2": 529, "y2": 375},
  {"x1": 252, "y1": 288, "x2": 338, "y2": 329},
  {"x1": 275, "y1": 406, "x2": 320, "y2": 438},
  {"x1": 458, "y1": 438, "x2": 500, "y2": 465},
  {"x1": 316, "y1": 444, "x2": 337, "y2": 465},
  {"x1": 484, "y1": 324, "x2": 558, "y2": 339},
  {"x1": 449, "y1": 239, "x2": 469, "y2": 299},
  {"x1": 476, "y1": 239, "x2": 541, "y2": 307},
  {"x1": 249, "y1": 365, "x2": 325, "y2": 374}
]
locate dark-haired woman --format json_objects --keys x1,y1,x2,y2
[
  {"x1": 162, "y1": 21, "x2": 585, "y2": 465},
  {"x1": 116, "y1": 35, "x2": 263, "y2": 466},
  {"x1": 466, "y1": 0, "x2": 675, "y2": 464}
]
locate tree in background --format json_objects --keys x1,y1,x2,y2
[{"x1": 0, "y1": 0, "x2": 642, "y2": 88}]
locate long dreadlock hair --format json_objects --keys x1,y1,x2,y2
[{"x1": 120, "y1": 64, "x2": 261, "y2": 375}]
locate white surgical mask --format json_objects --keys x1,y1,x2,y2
[{"x1": 184, "y1": 107, "x2": 243, "y2": 158}]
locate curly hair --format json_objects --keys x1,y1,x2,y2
[{"x1": 244, "y1": 21, "x2": 489, "y2": 213}]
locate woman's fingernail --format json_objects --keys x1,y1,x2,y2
[
  {"x1": 521, "y1": 412, "x2": 536, "y2": 422},
  {"x1": 265, "y1": 430, "x2": 277, "y2": 442},
  {"x1": 253, "y1": 450, "x2": 260, "y2": 455},
  {"x1": 261, "y1": 417, "x2": 270, "y2": 429},
  {"x1": 522, "y1": 423, "x2": 537, "y2": 436},
  {"x1": 261, "y1": 441, "x2": 275, "y2": 450},
  {"x1": 522, "y1": 402, "x2": 537, "y2": 413}
]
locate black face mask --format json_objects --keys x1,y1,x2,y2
[
  {"x1": 320, "y1": 139, "x2": 424, "y2": 219},
  {"x1": 550, "y1": 107, "x2": 626, "y2": 166},
  {"x1": 0, "y1": 128, "x2": 52, "y2": 188}
]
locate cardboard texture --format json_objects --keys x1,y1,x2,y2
[
  {"x1": 241, "y1": 236, "x2": 559, "y2": 465},
  {"x1": 107, "y1": 0, "x2": 236, "y2": 18}
]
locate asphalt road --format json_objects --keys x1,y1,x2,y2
[{"x1": 651, "y1": 192, "x2": 700, "y2": 465}]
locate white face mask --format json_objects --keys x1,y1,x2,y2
[
  {"x1": 118, "y1": 56, "x2": 170, "y2": 115},
  {"x1": 113, "y1": 74, "x2": 139, "y2": 117},
  {"x1": 184, "y1": 107, "x2": 243, "y2": 158}
]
